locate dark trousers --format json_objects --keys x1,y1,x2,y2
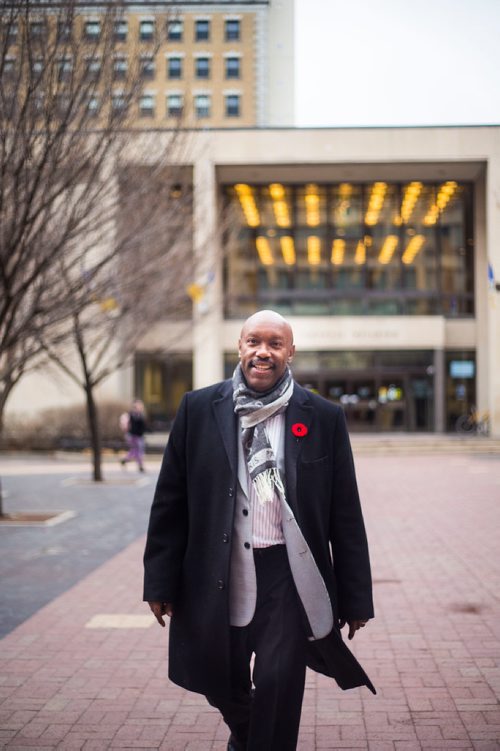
[{"x1": 207, "y1": 545, "x2": 307, "y2": 750}]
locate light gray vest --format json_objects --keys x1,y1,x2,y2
[{"x1": 229, "y1": 420, "x2": 334, "y2": 640}]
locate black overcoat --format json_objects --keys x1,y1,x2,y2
[{"x1": 143, "y1": 379, "x2": 375, "y2": 696}]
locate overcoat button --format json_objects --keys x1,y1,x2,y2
[
  {"x1": 244, "y1": 542, "x2": 251, "y2": 549},
  {"x1": 216, "y1": 579, "x2": 225, "y2": 590},
  {"x1": 222, "y1": 533, "x2": 229, "y2": 543},
  {"x1": 242, "y1": 509, "x2": 249, "y2": 516}
]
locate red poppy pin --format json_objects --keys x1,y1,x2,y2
[{"x1": 291, "y1": 422, "x2": 308, "y2": 438}]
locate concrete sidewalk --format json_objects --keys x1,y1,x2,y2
[{"x1": 1, "y1": 452, "x2": 500, "y2": 749}]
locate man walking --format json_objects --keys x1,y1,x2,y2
[{"x1": 144, "y1": 310, "x2": 375, "y2": 750}]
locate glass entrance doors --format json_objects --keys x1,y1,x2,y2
[
  {"x1": 326, "y1": 379, "x2": 378, "y2": 431},
  {"x1": 296, "y1": 371, "x2": 434, "y2": 432},
  {"x1": 225, "y1": 349, "x2": 438, "y2": 433}
]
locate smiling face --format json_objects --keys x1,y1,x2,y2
[{"x1": 238, "y1": 310, "x2": 295, "y2": 393}]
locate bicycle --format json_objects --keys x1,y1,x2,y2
[{"x1": 455, "y1": 406, "x2": 490, "y2": 436}]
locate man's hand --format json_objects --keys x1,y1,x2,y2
[
  {"x1": 339, "y1": 619, "x2": 368, "y2": 640},
  {"x1": 149, "y1": 601, "x2": 173, "y2": 627}
]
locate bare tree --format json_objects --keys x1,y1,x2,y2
[
  {"x1": 41, "y1": 162, "x2": 193, "y2": 480},
  {"x1": 0, "y1": 1, "x2": 192, "y2": 492}
]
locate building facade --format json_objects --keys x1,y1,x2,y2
[
  {"x1": 134, "y1": 126, "x2": 500, "y2": 436},
  {"x1": 6, "y1": 125, "x2": 500, "y2": 436}
]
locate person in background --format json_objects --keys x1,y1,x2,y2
[{"x1": 120, "y1": 399, "x2": 146, "y2": 472}]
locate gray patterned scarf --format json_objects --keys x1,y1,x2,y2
[{"x1": 232, "y1": 363, "x2": 294, "y2": 504}]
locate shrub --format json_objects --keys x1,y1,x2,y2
[{"x1": 2, "y1": 401, "x2": 130, "y2": 451}]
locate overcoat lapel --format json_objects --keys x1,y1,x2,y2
[
  {"x1": 284, "y1": 384, "x2": 313, "y2": 518},
  {"x1": 212, "y1": 381, "x2": 238, "y2": 478}
]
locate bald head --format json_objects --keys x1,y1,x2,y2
[
  {"x1": 240, "y1": 310, "x2": 294, "y2": 344},
  {"x1": 238, "y1": 309, "x2": 295, "y2": 392}
]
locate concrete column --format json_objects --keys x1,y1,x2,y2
[
  {"x1": 192, "y1": 153, "x2": 224, "y2": 389},
  {"x1": 265, "y1": 0, "x2": 295, "y2": 126},
  {"x1": 474, "y1": 172, "x2": 489, "y2": 422},
  {"x1": 486, "y1": 156, "x2": 500, "y2": 437},
  {"x1": 433, "y1": 349, "x2": 445, "y2": 433}
]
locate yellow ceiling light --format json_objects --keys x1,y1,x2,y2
[
  {"x1": 269, "y1": 182, "x2": 291, "y2": 228},
  {"x1": 354, "y1": 239, "x2": 366, "y2": 265},
  {"x1": 436, "y1": 181, "x2": 457, "y2": 210},
  {"x1": 307, "y1": 235, "x2": 321, "y2": 265},
  {"x1": 424, "y1": 181, "x2": 458, "y2": 226},
  {"x1": 280, "y1": 236, "x2": 296, "y2": 265},
  {"x1": 269, "y1": 183, "x2": 285, "y2": 200},
  {"x1": 234, "y1": 183, "x2": 260, "y2": 227},
  {"x1": 305, "y1": 184, "x2": 321, "y2": 227},
  {"x1": 423, "y1": 205, "x2": 439, "y2": 226},
  {"x1": 399, "y1": 181, "x2": 423, "y2": 224},
  {"x1": 365, "y1": 182, "x2": 388, "y2": 226},
  {"x1": 331, "y1": 238, "x2": 345, "y2": 265},
  {"x1": 255, "y1": 236, "x2": 274, "y2": 266},
  {"x1": 338, "y1": 183, "x2": 353, "y2": 198},
  {"x1": 402, "y1": 234, "x2": 426, "y2": 264},
  {"x1": 378, "y1": 234, "x2": 399, "y2": 264}
]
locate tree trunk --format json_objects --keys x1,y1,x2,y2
[
  {"x1": 0, "y1": 408, "x2": 3, "y2": 513},
  {"x1": 0, "y1": 377, "x2": 15, "y2": 445},
  {"x1": 85, "y1": 384, "x2": 103, "y2": 482},
  {"x1": 0, "y1": 381, "x2": 16, "y2": 516}
]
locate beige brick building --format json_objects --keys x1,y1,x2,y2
[{"x1": 80, "y1": 0, "x2": 295, "y2": 128}]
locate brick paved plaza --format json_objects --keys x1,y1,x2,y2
[{"x1": 0, "y1": 448, "x2": 499, "y2": 750}]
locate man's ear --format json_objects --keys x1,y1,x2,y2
[{"x1": 288, "y1": 344, "x2": 296, "y2": 362}]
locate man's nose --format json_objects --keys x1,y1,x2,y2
[{"x1": 255, "y1": 343, "x2": 271, "y2": 358}]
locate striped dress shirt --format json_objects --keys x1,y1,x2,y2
[{"x1": 242, "y1": 413, "x2": 286, "y2": 548}]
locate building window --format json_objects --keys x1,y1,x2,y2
[
  {"x1": 30, "y1": 21, "x2": 46, "y2": 40},
  {"x1": 225, "y1": 94, "x2": 240, "y2": 117},
  {"x1": 167, "y1": 93, "x2": 183, "y2": 118},
  {"x1": 135, "y1": 354, "x2": 193, "y2": 427},
  {"x1": 113, "y1": 56, "x2": 128, "y2": 80},
  {"x1": 58, "y1": 57, "x2": 73, "y2": 82},
  {"x1": 167, "y1": 56, "x2": 182, "y2": 79},
  {"x1": 87, "y1": 95, "x2": 100, "y2": 117},
  {"x1": 31, "y1": 59, "x2": 44, "y2": 77},
  {"x1": 4, "y1": 57, "x2": 16, "y2": 78},
  {"x1": 195, "y1": 20, "x2": 210, "y2": 41},
  {"x1": 6, "y1": 23, "x2": 18, "y2": 45},
  {"x1": 112, "y1": 92, "x2": 127, "y2": 115},
  {"x1": 140, "y1": 20, "x2": 155, "y2": 41},
  {"x1": 167, "y1": 19, "x2": 183, "y2": 41},
  {"x1": 195, "y1": 57, "x2": 210, "y2": 79},
  {"x1": 141, "y1": 55, "x2": 155, "y2": 79},
  {"x1": 225, "y1": 56, "x2": 240, "y2": 79},
  {"x1": 225, "y1": 19, "x2": 240, "y2": 41},
  {"x1": 57, "y1": 21, "x2": 72, "y2": 41},
  {"x1": 194, "y1": 94, "x2": 210, "y2": 118},
  {"x1": 56, "y1": 94, "x2": 70, "y2": 117},
  {"x1": 85, "y1": 57, "x2": 101, "y2": 81},
  {"x1": 84, "y1": 20, "x2": 101, "y2": 41},
  {"x1": 139, "y1": 94, "x2": 155, "y2": 117},
  {"x1": 32, "y1": 92, "x2": 44, "y2": 116},
  {"x1": 223, "y1": 181, "x2": 475, "y2": 319},
  {"x1": 114, "y1": 20, "x2": 128, "y2": 42},
  {"x1": 445, "y1": 351, "x2": 477, "y2": 431}
]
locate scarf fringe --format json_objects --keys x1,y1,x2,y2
[{"x1": 253, "y1": 467, "x2": 285, "y2": 505}]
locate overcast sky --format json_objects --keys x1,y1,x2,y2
[{"x1": 295, "y1": 0, "x2": 500, "y2": 127}]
